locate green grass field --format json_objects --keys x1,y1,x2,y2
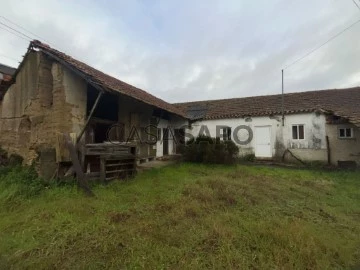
[{"x1": 0, "y1": 164, "x2": 359, "y2": 269}]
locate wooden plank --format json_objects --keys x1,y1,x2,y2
[
  {"x1": 85, "y1": 148, "x2": 131, "y2": 156},
  {"x1": 100, "y1": 155, "x2": 135, "y2": 160},
  {"x1": 106, "y1": 169, "x2": 135, "y2": 174},
  {"x1": 100, "y1": 157, "x2": 106, "y2": 183},
  {"x1": 65, "y1": 134, "x2": 94, "y2": 196},
  {"x1": 105, "y1": 176, "x2": 118, "y2": 181},
  {"x1": 105, "y1": 162, "x2": 135, "y2": 167}
]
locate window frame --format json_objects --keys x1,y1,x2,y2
[
  {"x1": 338, "y1": 127, "x2": 354, "y2": 139},
  {"x1": 292, "y1": 124, "x2": 305, "y2": 140},
  {"x1": 222, "y1": 127, "x2": 232, "y2": 141}
]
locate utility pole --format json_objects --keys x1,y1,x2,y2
[{"x1": 281, "y1": 69, "x2": 284, "y2": 126}]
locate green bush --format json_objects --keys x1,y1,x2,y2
[
  {"x1": 0, "y1": 165, "x2": 45, "y2": 204},
  {"x1": 183, "y1": 136, "x2": 239, "y2": 164},
  {"x1": 242, "y1": 153, "x2": 256, "y2": 162}
]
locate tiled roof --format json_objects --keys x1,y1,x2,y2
[
  {"x1": 0, "y1": 63, "x2": 16, "y2": 100},
  {"x1": 0, "y1": 63, "x2": 16, "y2": 76},
  {"x1": 174, "y1": 87, "x2": 360, "y2": 127},
  {"x1": 28, "y1": 40, "x2": 186, "y2": 118}
]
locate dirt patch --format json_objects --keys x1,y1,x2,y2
[
  {"x1": 182, "y1": 185, "x2": 214, "y2": 204},
  {"x1": 216, "y1": 188, "x2": 238, "y2": 206},
  {"x1": 184, "y1": 207, "x2": 199, "y2": 218},
  {"x1": 154, "y1": 202, "x2": 173, "y2": 213},
  {"x1": 319, "y1": 209, "x2": 337, "y2": 222},
  {"x1": 108, "y1": 212, "x2": 131, "y2": 223}
]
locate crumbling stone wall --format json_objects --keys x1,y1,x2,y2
[{"x1": 0, "y1": 51, "x2": 87, "y2": 172}]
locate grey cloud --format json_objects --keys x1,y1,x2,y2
[{"x1": 0, "y1": 0, "x2": 359, "y2": 103}]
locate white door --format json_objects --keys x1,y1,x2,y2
[{"x1": 255, "y1": 126, "x2": 272, "y2": 158}]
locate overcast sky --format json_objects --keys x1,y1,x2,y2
[{"x1": 0, "y1": 0, "x2": 359, "y2": 102}]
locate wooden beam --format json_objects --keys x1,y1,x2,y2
[
  {"x1": 100, "y1": 157, "x2": 106, "y2": 183},
  {"x1": 65, "y1": 134, "x2": 94, "y2": 196},
  {"x1": 326, "y1": 135, "x2": 331, "y2": 165},
  {"x1": 76, "y1": 90, "x2": 104, "y2": 143}
]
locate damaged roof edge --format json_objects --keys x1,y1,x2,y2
[
  {"x1": 4, "y1": 40, "x2": 188, "y2": 119},
  {"x1": 30, "y1": 41, "x2": 187, "y2": 119}
]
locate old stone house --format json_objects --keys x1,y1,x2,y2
[
  {"x1": 175, "y1": 88, "x2": 360, "y2": 167},
  {"x1": 1, "y1": 40, "x2": 359, "y2": 177},
  {"x1": 0, "y1": 40, "x2": 188, "y2": 178}
]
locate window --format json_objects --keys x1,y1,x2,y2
[
  {"x1": 338, "y1": 128, "x2": 353, "y2": 139},
  {"x1": 223, "y1": 127, "x2": 232, "y2": 141},
  {"x1": 292, "y1": 124, "x2": 304, "y2": 140}
]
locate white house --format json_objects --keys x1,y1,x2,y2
[{"x1": 175, "y1": 88, "x2": 360, "y2": 166}]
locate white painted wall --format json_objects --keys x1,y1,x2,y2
[
  {"x1": 156, "y1": 117, "x2": 187, "y2": 157},
  {"x1": 186, "y1": 112, "x2": 328, "y2": 162},
  {"x1": 188, "y1": 115, "x2": 280, "y2": 157},
  {"x1": 156, "y1": 119, "x2": 172, "y2": 157}
]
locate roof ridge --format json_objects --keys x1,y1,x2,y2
[
  {"x1": 173, "y1": 87, "x2": 360, "y2": 105},
  {"x1": 32, "y1": 40, "x2": 121, "y2": 83},
  {"x1": 175, "y1": 87, "x2": 360, "y2": 126}
]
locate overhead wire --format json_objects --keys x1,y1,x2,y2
[
  {"x1": 0, "y1": 17, "x2": 88, "y2": 67},
  {"x1": 0, "y1": 53, "x2": 21, "y2": 63},
  {"x1": 283, "y1": 18, "x2": 360, "y2": 69},
  {"x1": 0, "y1": 15, "x2": 52, "y2": 45},
  {"x1": 0, "y1": 21, "x2": 33, "y2": 40},
  {"x1": 351, "y1": 0, "x2": 360, "y2": 11},
  {"x1": 0, "y1": 25, "x2": 31, "y2": 42}
]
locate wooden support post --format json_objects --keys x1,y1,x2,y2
[
  {"x1": 77, "y1": 91, "x2": 104, "y2": 143},
  {"x1": 65, "y1": 134, "x2": 94, "y2": 197},
  {"x1": 326, "y1": 135, "x2": 331, "y2": 165},
  {"x1": 100, "y1": 157, "x2": 106, "y2": 183}
]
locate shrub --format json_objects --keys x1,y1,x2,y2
[
  {"x1": 0, "y1": 165, "x2": 45, "y2": 203},
  {"x1": 242, "y1": 153, "x2": 256, "y2": 162},
  {"x1": 183, "y1": 136, "x2": 239, "y2": 164}
]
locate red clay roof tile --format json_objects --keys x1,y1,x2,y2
[{"x1": 174, "y1": 87, "x2": 360, "y2": 127}]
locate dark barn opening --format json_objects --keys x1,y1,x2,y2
[{"x1": 87, "y1": 85, "x2": 119, "y2": 143}]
